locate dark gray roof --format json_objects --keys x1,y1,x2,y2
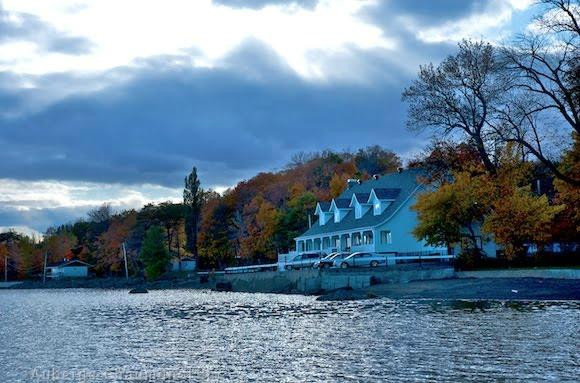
[
  {"x1": 317, "y1": 201, "x2": 331, "y2": 212},
  {"x1": 48, "y1": 259, "x2": 93, "y2": 268},
  {"x1": 299, "y1": 168, "x2": 426, "y2": 238},
  {"x1": 352, "y1": 193, "x2": 371, "y2": 203},
  {"x1": 333, "y1": 199, "x2": 351, "y2": 209},
  {"x1": 373, "y1": 188, "x2": 401, "y2": 200}
]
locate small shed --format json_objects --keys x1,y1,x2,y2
[
  {"x1": 47, "y1": 259, "x2": 92, "y2": 279},
  {"x1": 171, "y1": 257, "x2": 197, "y2": 272}
]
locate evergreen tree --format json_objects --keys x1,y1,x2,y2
[
  {"x1": 140, "y1": 226, "x2": 169, "y2": 280},
  {"x1": 184, "y1": 167, "x2": 204, "y2": 258}
]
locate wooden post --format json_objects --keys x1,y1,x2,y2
[
  {"x1": 122, "y1": 242, "x2": 129, "y2": 280},
  {"x1": 43, "y1": 252, "x2": 47, "y2": 284}
]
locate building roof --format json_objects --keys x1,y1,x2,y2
[
  {"x1": 48, "y1": 259, "x2": 93, "y2": 268},
  {"x1": 333, "y1": 198, "x2": 351, "y2": 209},
  {"x1": 298, "y1": 168, "x2": 426, "y2": 238},
  {"x1": 317, "y1": 201, "x2": 331, "y2": 212},
  {"x1": 352, "y1": 192, "x2": 371, "y2": 204},
  {"x1": 372, "y1": 188, "x2": 401, "y2": 200}
]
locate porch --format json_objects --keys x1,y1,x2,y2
[{"x1": 296, "y1": 230, "x2": 376, "y2": 254}]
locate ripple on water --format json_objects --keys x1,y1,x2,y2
[{"x1": 0, "y1": 289, "x2": 578, "y2": 382}]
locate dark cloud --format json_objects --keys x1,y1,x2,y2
[
  {"x1": 0, "y1": 41, "x2": 427, "y2": 189},
  {"x1": 362, "y1": 0, "x2": 484, "y2": 27},
  {"x1": 214, "y1": 0, "x2": 318, "y2": 10},
  {"x1": 0, "y1": 7, "x2": 93, "y2": 55},
  {"x1": 0, "y1": 205, "x2": 89, "y2": 233}
]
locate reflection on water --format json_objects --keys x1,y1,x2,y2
[{"x1": 0, "y1": 289, "x2": 578, "y2": 382}]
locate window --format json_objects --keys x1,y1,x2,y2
[
  {"x1": 352, "y1": 232, "x2": 361, "y2": 246},
  {"x1": 381, "y1": 230, "x2": 392, "y2": 244},
  {"x1": 362, "y1": 231, "x2": 373, "y2": 244}
]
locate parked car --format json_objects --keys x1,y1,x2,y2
[
  {"x1": 314, "y1": 252, "x2": 351, "y2": 269},
  {"x1": 335, "y1": 252, "x2": 387, "y2": 268},
  {"x1": 285, "y1": 252, "x2": 324, "y2": 270}
]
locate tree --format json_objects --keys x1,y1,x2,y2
[
  {"x1": 329, "y1": 173, "x2": 346, "y2": 198},
  {"x1": 412, "y1": 170, "x2": 489, "y2": 251},
  {"x1": 87, "y1": 203, "x2": 113, "y2": 223},
  {"x1": 43, "y1": 231, "x2": 78, "y2": 263},
  {"x1": 240, "y1": 195, "x2": 279, "y2": 261},
  {"x1": 402, "y1": 40, "x2": 508, "y2": 174},
  {"x1": 184, "y1": 167, "x2": 204, "y2": 258},
  {"x1": 497, "y1": 0, "x2": 580, "y2": 185},
  {"x1": 275, "y1": 191, "x2": 317, "y2": 253},
  {"x1": 554, "y1": 133, "x2": 580, "y2": 233},
  {"x1": 198, "y1": 196, "x2": 236, "y2": 269},
  {"x1": 413, "y1": 146, "x2": 565, "y2": 259},
  {"x1": 354, "y1": 145, "x2": 401, "y2": 175},
  {"x1": 483, "y1": 185, "x2": 563, "y2": 258},
  {"x1": 95, "y1": 211, "x2": 137, "y2": 275},
  {"x1": 140, "y1": 226, "x2": 169, "y2": 280}
]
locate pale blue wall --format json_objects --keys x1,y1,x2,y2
[
  {"x1": 56, "y1": 266, "x2": 88, "y2": 278},
  {"x1": 373, "y1": 196, "x2": 446, "y2": 254}
]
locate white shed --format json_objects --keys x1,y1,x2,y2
[
  {"x1": 47, "y1": 259, "x2": 92, "y2": 279},
  {"x1": 171, "y1": 257, "x2": 197, "y2": 272}
]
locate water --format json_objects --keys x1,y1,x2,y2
[{"x1": 0, "y1": 290, "x2": 578, "y2": 382}]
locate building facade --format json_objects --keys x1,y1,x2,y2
[
  {"x1": 294, "y1": 168, "x2": 449, "y2": 256},
  {"x1": 46, "y1": 259, "x2": 92, "y2": 279}
]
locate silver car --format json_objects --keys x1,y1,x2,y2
[
  {"x1": 285, "y1": 252, "x2": 324, "y2": 270},
  {"x1": 315, "y1": 252, "x2": 351, "y2": 268},
  {"x1": 334, "y1": 252, "x2": 387, "y2": 268}
]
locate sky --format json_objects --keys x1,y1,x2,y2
[{"x1": 0, "y1": 0, "x2": 537, "y2": 236}]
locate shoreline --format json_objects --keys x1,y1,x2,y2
[{"x1": 2, "y1": 274, "x2": 579, "y2": 301}]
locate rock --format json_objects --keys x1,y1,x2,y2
[{"x1": 129, "y1": 288, "x2": 149, "y2": 294}]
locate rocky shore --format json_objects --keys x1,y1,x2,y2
[{"x1": 3, "y1": 270, "x2": 580, "y2": 301}]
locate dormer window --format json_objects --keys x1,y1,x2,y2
[
  {"x1": 349, "y1": 193, "x2": 371, "y2": 219},
  {"x1": 315, "y1": 202, "x2": 332, "y2": 226},
  {"x1": 330, "y1": 198, "x2": 352, "y2": 223},
  {"x1": 367, "y1": 188, "x2": 400, "y2": 216}
]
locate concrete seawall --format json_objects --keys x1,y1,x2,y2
[{"x1": 219, "y1": 265, "x2": 456, "y2": 294}]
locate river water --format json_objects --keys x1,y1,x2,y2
[{"x1": 0, "y1": 289, "x2": 578, "y2": 382}]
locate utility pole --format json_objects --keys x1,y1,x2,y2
[
  {"x1": 43, "y1": 252, "x2": 48, "y2": 284},
  {"x1": 122, "y1": 242, "x2": 129, "y2": 280}
]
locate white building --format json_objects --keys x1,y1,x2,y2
[
  {"x1": 171, "y1": 257, "x2": 197, "y2": 272},
  {"x1": 47, "y1": 259, "x2": 92, "y2": 279}
]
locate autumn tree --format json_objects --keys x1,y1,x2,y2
[
  {"x1": 554, "y1": 133, "x2": 580, "y2": 234},
  {"x1": 95, "y1": 210, "x2": 137, "y2": 275},
  {"x1": 329, "y1": 173, "x2": 346, "y2": 198},
  {"x1": 184, "y1": 167, "x2": 204, "y2": 258},
  {"x1": 413, "y1": 146, "x2": 564, "y2": 259},
  {"x1": 240, "y1": 195, "x2": 279, "y2": 261},
  {"x1": 43, "y1": 230, "x2": 78, "y2": 263},
  {"x1": 140, "y1": 226, "x2": 169, "y2": 280},
  {"x1": 483, "y1": 185, "x2": 563, "y2": 258},
  {"x1": 412, "y1": 170, "x2": 489, "y2": 251},
  {"x1": 197, "y1": 196, "x2": 236, "y2": 269}
]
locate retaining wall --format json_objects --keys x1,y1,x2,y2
[
  {"x1": 220, "y1": 265, "x2": 455, "y2": 294},
  {"x1": 457, "y1": 268, "x2": 580, "y2": 280}
]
